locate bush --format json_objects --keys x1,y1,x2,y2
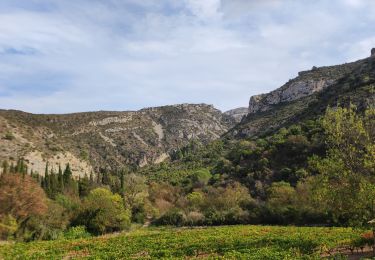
[
  {"x1": 64, "y1": 226, "x2": 91, "y2": 240},
  {"x1": 73, "y1": 188, "x2": 131, "y2": 235},
  {"x1": 0, "y1": 215, "x2": 18, "y2": 240},
  {"x1": 154, "y1": 208, "x2": 185, "y2": 226},
  {"x1": 185, "y1": 211, "x2": 205, "y2": 226}
]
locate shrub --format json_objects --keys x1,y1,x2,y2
[
  {"x1": 64, "y1": 226, "x2": 91, "y2": 240},
  {"x1": 73, "y1": 188, "x2": 131, "y2": 235},
  {"x1": 154, "y1": 208, "x2": 185, "y2": 226},
  {"x1": 185, "y1": 211, "x2": 205, "y2": 226},
  {"x1": 0, "y1": 215, "x2": 18, "y2": 240}
]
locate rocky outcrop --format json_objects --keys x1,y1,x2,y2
[
  {"x1": 248, "y1": 59, "x2": 363, "y2": 114},
  {"x1": 228, "y1": 53, "x2": 375, "y2": 139},
  {"x1": 371, "y1": 48, "x2": 375, "y2": 57},
  {"x1": 249, "y1": 79, "x2": 335, "y2": 113},
  {"x1": 224, "y1": 107, "x2": 248, "y2": 123}
]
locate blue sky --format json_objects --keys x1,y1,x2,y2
[{"x1": 0, "y1": 0, "x2": 374, "y2": 113}]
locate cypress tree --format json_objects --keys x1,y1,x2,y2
[
  {"x1": 63, "y1": 163, "x2": 72, "y2": 185},
  {"x1": 79, "y1": 174, "x2": 90, "y2": 197},
  {"x1": 58, "y1": 164, "x2": 64, "y2": 192},
  {"x1": 45, "y1": 162, "x2": 49, "y2": 177},
  {"x1": 49, "y1": 168, "x2": 58, "y2": 198}
]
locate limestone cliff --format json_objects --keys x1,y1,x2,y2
[{"x1": 248, "y1": 60, "x2": 363, "y2": 114}]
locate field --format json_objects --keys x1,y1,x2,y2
[{"x1": 0, "y1": 225, "x2": 369, "y2": 259}]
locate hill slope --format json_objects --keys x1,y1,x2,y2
[{"x1": 0, "y1": 104, "x2": 235, "y2": 176}]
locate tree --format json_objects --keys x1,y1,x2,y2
[
  {"x1": 63, "y1": 163, "x2": 72, "y2": 185},
  {"x1": 78, "y1": 174, "x2": 91, "y2": 197},
  {"x1": 122, "y1": 174, "x2": 150, "y2": 222},
  {"x1": 123, "y1": 173, "x2": 148, "y2": 207},
  {"x1": 73, "y1": 188, "x2": 130, "y2": 235},
  {"x1": 0, "y1": 173, "x2": 47, "y2": 239},
  {"x1": 62, "y1": 163, "x2": 78, "y2": 196},
  {"x1": 309, "y1": 106, "x2": 375, "y2": 226},
  {"x1": 58, "y1": 164, "x2": 64, "y2": 192}
]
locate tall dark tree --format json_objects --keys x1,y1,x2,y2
[
  {"x1": 57, "y1": 164, "x2": 64, "y2": 192},
  {"x1": 63, "y1": 163, "x2": 72, "y2": 185},
  {"x1": 78, "y1": 174, "x2": 91, "y2": 197}
]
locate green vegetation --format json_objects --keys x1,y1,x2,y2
[
  {"x1": 0, "y1": 106, "x2": 374, "y2": 241},
  {"x1": 0, "y1": 225, "x2": 369, "y2": 259}
]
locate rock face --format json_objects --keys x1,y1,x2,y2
[
  {"x1": 371, "y1": 48, "x2": 375, "y2": 57},
  {"x1": 227, "y1": 54, "x2": 375, "y2": 139},
  {"x1": 248, "y1": 59, "x2": 363, "y2": 114},
  {"x1": 0, "y1": 104, "x2": 235, "y2": 176},
  {"x1": 224, "y1": 107, "x2": 248, "y2": 123}
]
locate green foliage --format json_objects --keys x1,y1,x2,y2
[
  {"x1": 309, "y1": 106, "x2": 375, "y2": 226},
  {"x1": 73, "y1": 188, "x2": 131, "y2": 235},
  {"x1": 63, "y1": 226, "x2": 91, "y2": 240},
  {"x1": 0, "y1": 215, "x2": 18, "y2": 240}
]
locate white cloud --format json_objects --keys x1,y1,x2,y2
[{"x1": 0, "y1": 0, "x2": 374, "y2": 113}]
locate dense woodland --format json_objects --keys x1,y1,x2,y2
[{"x1": 0, "y1": 105, "x2": 374, "y2": 241}]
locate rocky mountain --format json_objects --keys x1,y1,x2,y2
[
  {"x1": 228, "y1": 50, "x2": 375, "y2": 138},
  {"x1": 224, "y1": 107, "x2": 248, "y2": 123},
  {"x1": 2, "y1": 50, "x2": 375, "y2": 177},
  {"x1": 0, "y1": 104, "x2": 235, "y2": 176}
]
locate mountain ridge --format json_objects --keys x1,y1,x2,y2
[
  {"x1": 1, "y1": 51, "x2": 375, "y2": 177},
  {"x1": 0, "y1": 103, "x2": 235, "y2": 176}
]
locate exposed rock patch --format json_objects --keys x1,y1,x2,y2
[
  {"x1": 24, "y1": 151, "x2": 93, "y2": 177},
  {"x1": 224, "y1": 107, "x2": 248, "y2": 123},
  {"x1": 248, "y1": 59, "x2": 363, "y2": 114}
]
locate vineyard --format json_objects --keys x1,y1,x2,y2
[{"x1": 0, "y1": 225, "x2": 371, "y2": 259}]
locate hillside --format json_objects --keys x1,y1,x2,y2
[
  {"x1": 0, "y1": 104, "x2": 235, "y2": 176},
  {"x1": 228, "y1": 52, "x2": 375, "y2": 138}
]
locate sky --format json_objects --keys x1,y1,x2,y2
[{"x1": 0, "y1": 0, "x2": 374, "y2": 114}]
